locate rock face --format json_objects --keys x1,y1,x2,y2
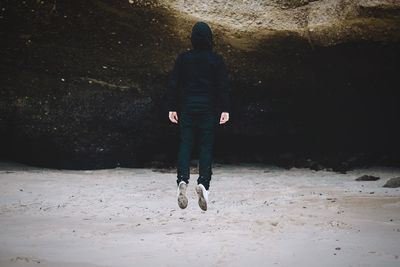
[
  {"x1": 165, "y1": 0, "x2": 397, "y2": 31},
  {"x1": 0, "y1": 0, "x2": 399, "y2": 169},
  {"x1": 355, "y1": 175, "x2": 380, "y2": 181},
  {"x1": 164, "y1": 0, "x2": 400, "y2": 48},
  {"x1": 383, "y1": 177, "x2": 400, "y2": 188}
]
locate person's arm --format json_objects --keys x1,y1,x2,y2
[
  {"x1": 216, "y1": 56, "x2": 231, "y2": 124},
  {"x1": 167, "y1": 55, "x2": 183, "y2": 123}
]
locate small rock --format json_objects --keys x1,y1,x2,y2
[
  {"x1": 355, "y1": 175, "x2": 380, "y2": 181},
  {"x1": 383, "y1": 177, "x2": 400, "y2": 188}
]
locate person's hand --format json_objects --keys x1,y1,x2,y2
[
  {"x1": 169, "y1": 111, "x2": 178, "y2": 123},
  {"x1": 219, "y1": 112, "x2": 229, "y2": 124}
]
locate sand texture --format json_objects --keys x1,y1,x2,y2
[{"x1": 0, "y1": 161, "x2": 399, "y2": 267}]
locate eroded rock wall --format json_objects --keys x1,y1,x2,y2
[{"x1": 0, "y1": 0, "x2": 399, "y2": 169}]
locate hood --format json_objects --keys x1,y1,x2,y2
[{"x1": 191, "y1": 22, "x2": 213, "y2": 50}]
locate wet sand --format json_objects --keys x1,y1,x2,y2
[{"x1": 0, "y1": 161, "x2": 399, "y2": 267}]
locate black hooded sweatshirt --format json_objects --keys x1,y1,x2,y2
[{"x1": 166, "y1": 22, "x2": 231, "y2": 114}]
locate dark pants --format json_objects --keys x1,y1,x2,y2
[{"x1": 176, "y1": 110, "x2": 218, "y2": 190}]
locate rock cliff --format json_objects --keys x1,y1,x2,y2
[{"x1": 0, "y1": 0, "x2": 399, "y2": 169}]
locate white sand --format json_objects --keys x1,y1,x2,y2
[{"x1": 0, "y1": 161, "x2": 399, "y2": 267}]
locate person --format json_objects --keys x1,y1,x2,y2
[{"x1": 167, "y1": 21, "x2": 231, "y2": 211}]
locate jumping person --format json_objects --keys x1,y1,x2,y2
[{"x1": 167, "y1": 21, "x2": 230, "y2": 211}]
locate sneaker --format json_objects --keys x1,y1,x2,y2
[
  {"x1": 195, "y1": 184, "x2": 209, "y2": 211},
  {"x1": 177, "y1": 181, "x2": 188, "y2": 209}
]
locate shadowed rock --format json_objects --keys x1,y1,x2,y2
[
  {"x1": 383, "y1": 177, "x2": 400, "y2": 188},
  {"x1": 355, "y1": 175, "x2": 380, "y2": 181},
  {"x1": 0, "y1": 0, "x2": 399, "y2": 169}
]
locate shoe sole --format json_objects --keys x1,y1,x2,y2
[
  {"x1": 196, "y1": 185, "x2": 207, "y2": 211},
  {"x1": 178, "y1": 184, "x2": 188, "y2": 209}
]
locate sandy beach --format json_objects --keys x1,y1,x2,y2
[{"x1": 0, "y1": 161, "x2": 399, "y2": 267}]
